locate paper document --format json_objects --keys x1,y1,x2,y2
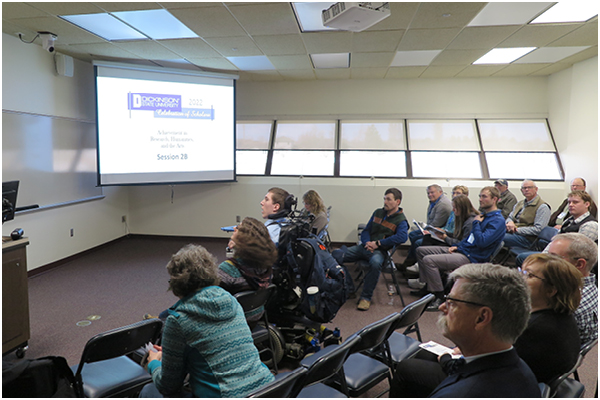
[
  {"x1": 419, "y1": 341, "x2": 462, "y2": 359},
  {"x1": 412, "y1": 220, "x2": 446, "y2": 242}
]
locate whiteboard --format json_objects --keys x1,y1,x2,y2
[{"x1": 2, "y1": 110, "x2": 103, "y2": 210}]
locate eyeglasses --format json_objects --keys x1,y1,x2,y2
[
  {"x1": 518, "y1": 267, "x2": 546, "y2": 282},
  {"x1": 444, "y1": 295, "x2": 488, "y2": 308},
  {"x1": 520, "y1": 186, "x2": 535, "y2": 190}
]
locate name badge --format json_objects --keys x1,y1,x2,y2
[{"x1": 467, "y1": 233, "x2": 475, "y2": 244}]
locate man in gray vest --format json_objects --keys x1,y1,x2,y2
[{"x1": 504, "y1": 179, "x2": 550, "y2": 249}]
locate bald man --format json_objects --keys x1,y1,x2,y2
[
  {"x1": 504, "y1": 180, "x2": 551, "y2": 250},
  {"x1": 549, "y1": 177, "x2": 598, "y2": 226}
]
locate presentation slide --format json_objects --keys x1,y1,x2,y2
[{"x1": 96, "y1": 69, "x2": 235, "y2": 186}]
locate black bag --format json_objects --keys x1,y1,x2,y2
[
  {"x1": 296, "y1": 238, "x2": 348, "y2": 323},
  {"x1": 2, "y1": 356, "x2": 78, "y2": 398}
]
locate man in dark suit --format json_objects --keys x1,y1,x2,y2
[{"x1": 429, "y1": 264, "x2": 540, "y2": 398}]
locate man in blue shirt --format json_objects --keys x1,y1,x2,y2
[
  {"x1": 333, "y1": 188, "x2": 409, "y2": 311},
  {"x1": 411, "y1": 187, "x2": 506, "y2": 310}
]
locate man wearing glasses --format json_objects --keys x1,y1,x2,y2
[
  {"x1": 549, "y1": 177, "x2": 598, "y2": 226},
  {"x1": 504, "y1": 179, "x2": 551, "y2": 250},
  {"x1": 391, "y1": 264, "x2": 539, "y2": 398}
]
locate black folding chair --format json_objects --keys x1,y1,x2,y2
[
  {"x1": 234, "y1": 284, "x2": 282, "y2": 373},
  {"x1": 246, "y1": 367, "x2": 307, "y2": 398},
  {"x1": 70, "y1": 318, "x2": 163, "y2": 397},
  {"x1": 354, "y1": 245, "x2": 406, "y2": 307}
]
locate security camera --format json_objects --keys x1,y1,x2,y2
[{"x1": 39, "y1": 32, "x2": 57, "y2": 53}]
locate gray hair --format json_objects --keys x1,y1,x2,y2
[
  {"x1": 449, "y1": 264, "x2": 531, "y2": 344},
  {"x1": 167, "y1": 244, "x2": 220, "y2": 298},
  {"x1": 552, "y1": 233, "x2": 598, "y2": 271},
  {"x1": 427, "y1": 184, "x2": 443, "y2": 192}
]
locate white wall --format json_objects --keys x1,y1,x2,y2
[
  {"x1": 128, "y1": 76, "x2": 571, "y2": 242},
  {"x1": 548, "y1": 56, "x2": 598, "y2": 199},
  {"x1": 2, "y1": 33, "x2": 129, "y2": 271}
]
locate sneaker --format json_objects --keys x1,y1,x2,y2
[
  {"x1": 143, "y1": 313, "x2": 158, "y2": 320},
  {"x1": 410, "y1": 287, "x2": 430, "y2": 297},
  {"x1": 408, "y1": 278, "x2": 426, "y2": 290},
  {"x1": 357, "y1": 299, "x2": 371, "y2": 311},
  {"x1": 426, "y1": 298, "x2": 444, "y2": 312},
  {"x1": 406, "y1": 263, "x2": 419, "y2": 273}
]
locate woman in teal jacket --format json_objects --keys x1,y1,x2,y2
[{"x1": 141, "y1": 244, "x2": 274, "y2": 397}]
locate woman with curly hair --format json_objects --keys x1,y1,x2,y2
[
  {"x1": 302, "y1": 189, "x2": 328, "y2": 236},
  {"x1": 141, "y1": 244, "x2": 274, "y2": 398}
]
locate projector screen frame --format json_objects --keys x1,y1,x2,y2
[{"x1": 93, "y1": 61, "x2": 238, "y2": 187}]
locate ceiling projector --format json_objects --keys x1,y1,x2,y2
[{"x1": 322, "y1": 2, "x2": 391, "y2": 32}]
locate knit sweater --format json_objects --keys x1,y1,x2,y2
[{"x1": 147, "y1": 286, "x2": 274, "y2": 397}]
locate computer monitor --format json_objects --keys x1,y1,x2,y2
[{"x1": 2, "y1": 181, "x2": 19, "y2": 224}]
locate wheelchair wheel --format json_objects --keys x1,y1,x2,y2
[{"x1": 260, "y1": 325, "x2": 285, "y2": 369}]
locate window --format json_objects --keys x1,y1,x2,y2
[
  {"x1": 271, "y1": 121, "x2": 336, "y2": 176},
  {"x1": 236, "y1": 122, "x2": 271, "y2": 175},
  {"x1": 411, "y1": 151, "x2": 482, "y2": 179}
]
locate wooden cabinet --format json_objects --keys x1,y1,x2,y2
[{"x1": 2, "y1": 237, "x2": 30, "y2": 357}]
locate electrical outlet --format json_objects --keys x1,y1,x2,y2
[
  {"x1": 70, "y1": 228, "x2": 74, "y2": 237},
  {"x1": 236, "y1": 215, "x2": 241, "y2": 223},
  {"x1": 121, "y1": 215, "x2": 127, "y2": 223}
]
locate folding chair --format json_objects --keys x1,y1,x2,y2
[
  {"x1": 246, "y1": 367, "x2": 307, "y2": 398},
  {"x1": 354, "y1": 245, "x2": 406, "y2": 307},
  {"x1": 234, "y1": 284, "x2": 282, "y2": 373},
  {"x1": 573, "y1": 338, "x2": 598, "y2": 382},
  {"x1": 70, "y1": 318, "x2": 163, "y2": 397},
  {"x1": 317, "y1": 206, "x2": 332, "y2": 250}
]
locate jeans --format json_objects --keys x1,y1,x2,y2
[
  {"x1": 503, "y1": 233, "x2": 534, "y2": 249},
  {"x1": 406, "y1": 230, "x2": 424, "y2": 261},
  {"x1": 342, "y1": 244, "x2": 386, "y2": 301}
]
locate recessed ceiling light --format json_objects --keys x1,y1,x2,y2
[
  {"x1": 111, "y1": 9, "x2": 198, "y2": 40},
  {"x1": 227, "y1": 56, "x2": 276, "y2": 71},
  {"x1": 60, "y1": 13, "x2": 147, "y2": 41},
  {"x1": 531, "y1": 2, "x2": 598, "y2": 24},
  {"x1": 473, "y1": 47, "x2": 537, "y2": 64},
  {"x1": 468, "y1": 2, "x2": 553, "y2": 26},
  {"x1": 310, "y1": 53, "x2": 350, "y2": 68}
]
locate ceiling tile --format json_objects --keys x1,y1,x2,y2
[
  {"x1": 351, "y1": 67, "x2": 387, "y2": 79},
  {"x1": 64, "y1": 42, "x2": 140, "y2": 58},
  {"x1": 3, "y1": 2, "x2": 50, "y2": 19},
  {"x1": 391, "y1": 50, "x2": 442, "y2": 67},
  {"x1": 268, "y1": 55, "x2": 312, "y2": 70},
  {"x1": 187, "y1": 57, "x2": 238, "y2": 70},
  {"x1": 468, "y1": 2, "x2": 553, "y2": 26},
  {"x1": 315, "y1": 68, "x2": 351, "y2": 80},
  {"x1": 514, "y1": 46, "x2": 591, "y2": 64},
  {"x1": 420, "y1": 65, "x2": 466, "y2": 78},
  {"x1": 352, "y1": 31, "x2": 404, "y2": 53},
  {"x1": 253, "y1": 34, "x2": 307, "y2": 56},
  {"x1": 548, "y1": 21, "x2": 598, "y2": 47},
  {"x1": 243, "y1": 70, "x2": 284, "y2": 81},
  {"x1": 2, "y1": 20, "x2": 37, "y2": 37},
  {"x1": 499, "y1": 24, "x2": 582, "y2": 48},
  {"x1": 430, "y1": 49, "x2": 488, "y2": 66},
  {"x1": 112, "y1": 40, "x2": 180, "y2": 59},
  {"x1": 161, "y1": 3, "x2": 224, "y2": 9},
  {"x1": 151, "y1": 59, "x2": 205, "y2": 71},
  {"x1": 492, "y1": 63, "x2": 551, "y2": 77},
  {"x1": 365, "y1": 2, "x2": 420, "y2": 31},
  {"x1": 301, "y1": 31, "x2": 352, "y2": 54},
  {"x1": 446, "y1": 26, "x2": 521, "y2": 50},
  {"x1": 95, "y1": 3, "x2": 163, "y2": 12},
  {"x1": 278, "y1": 69, "x2": 317, "y2": 80},
  {"x1": 410, "y1": 2, "x2": 487, "y2": 29},
  {"x1": 169, "y1": 6, "x2": 246, "y2": 38},
  {"x1": 397, "y1": 28, "x2": 460, "y2": 51},
  {"x1": 26, "y1": 2, "x2": 105, "y2": 16},
  {"x1": 528, "y1": 63, "x2": 573, "y2": 76},
  {"x1": 455, "y1": 64, "x2": 506, "y2": 77},
  {"x1": 157, "y1": 38, "x2": 221, "y2": 58},
  {"x1": 228, "y1": 3, "x2": 299, "y2": 36},
  {"x1": 554, "y1": 45, "x2": 598, "y2": 65},
  {"x1": 351, "y1": 52, "x2": 394, "y2": 68},
  {"x1": 385, "y1": 66, "x2": 427, "y2": 79},
  {"x1": 13, "y1": 16, "x2": 107, "y2": 44},
  {"x1": 203, "y1": 36, "x2": 262, "y2": 57}
]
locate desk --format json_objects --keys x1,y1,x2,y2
[{"x1": 3, "y1": 237, "x2": 30, "y2": 357}]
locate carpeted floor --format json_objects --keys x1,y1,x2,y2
[{"x1": 4, "y1": 235, "x2": 597, "y2": 397}]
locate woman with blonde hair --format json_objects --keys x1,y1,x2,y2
[
  {"x1": 515, "y1": 253, "x2": 582, "y2": 383},
  {"x1": 302, "y1": 189, "x2": 328, "y2": 236}
]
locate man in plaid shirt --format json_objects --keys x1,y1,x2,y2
[{"x1": 548, "y1": 233, "x2": 598, "y2": 346}]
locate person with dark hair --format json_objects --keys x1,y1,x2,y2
[
  {"x1": 549, "y1": 178, "x2": 598, "y2": 226},
  {"x1": 219, "y1": 217, "x2": 277, "y2": 323},
  {"x1": 260, "y1": 187, "x2": 291, "y2": 246},
  {"x1": 411, "y1": 187, "x2": 505, "y2": 310},
  {"x1": 332, "y1": 188, "x2": 408, "y2": 311},
  {"x1": 140, "y1": 244, "x2": 274, "y2": 398},
  {"x1": 407, "y1": 194, "x2": 479, "y2": 290},
  {"x1": 302, "y1": 189, "x2": 328, "y2": 236}
]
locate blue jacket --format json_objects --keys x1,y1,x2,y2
[
  {"x1": 430, "y1": 348, "x2": 540, "y2": 398},
  {"x1": 456, "y1": 209, "x2": 505, "y2": 263}
]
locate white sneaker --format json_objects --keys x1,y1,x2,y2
[
  {"x1": 408, "y1": 278, "x2": 426, "y2": 290},
  {"x1": 406, "y1": 263, "x2": 419, "y2": 273}
]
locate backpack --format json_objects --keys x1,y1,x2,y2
[
  {"x1": 2, "y1": 356, "x2": 78, "y2": 398},
  {"x1": 292, "y1": 237, "x2": 348, "y2": 323}
]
